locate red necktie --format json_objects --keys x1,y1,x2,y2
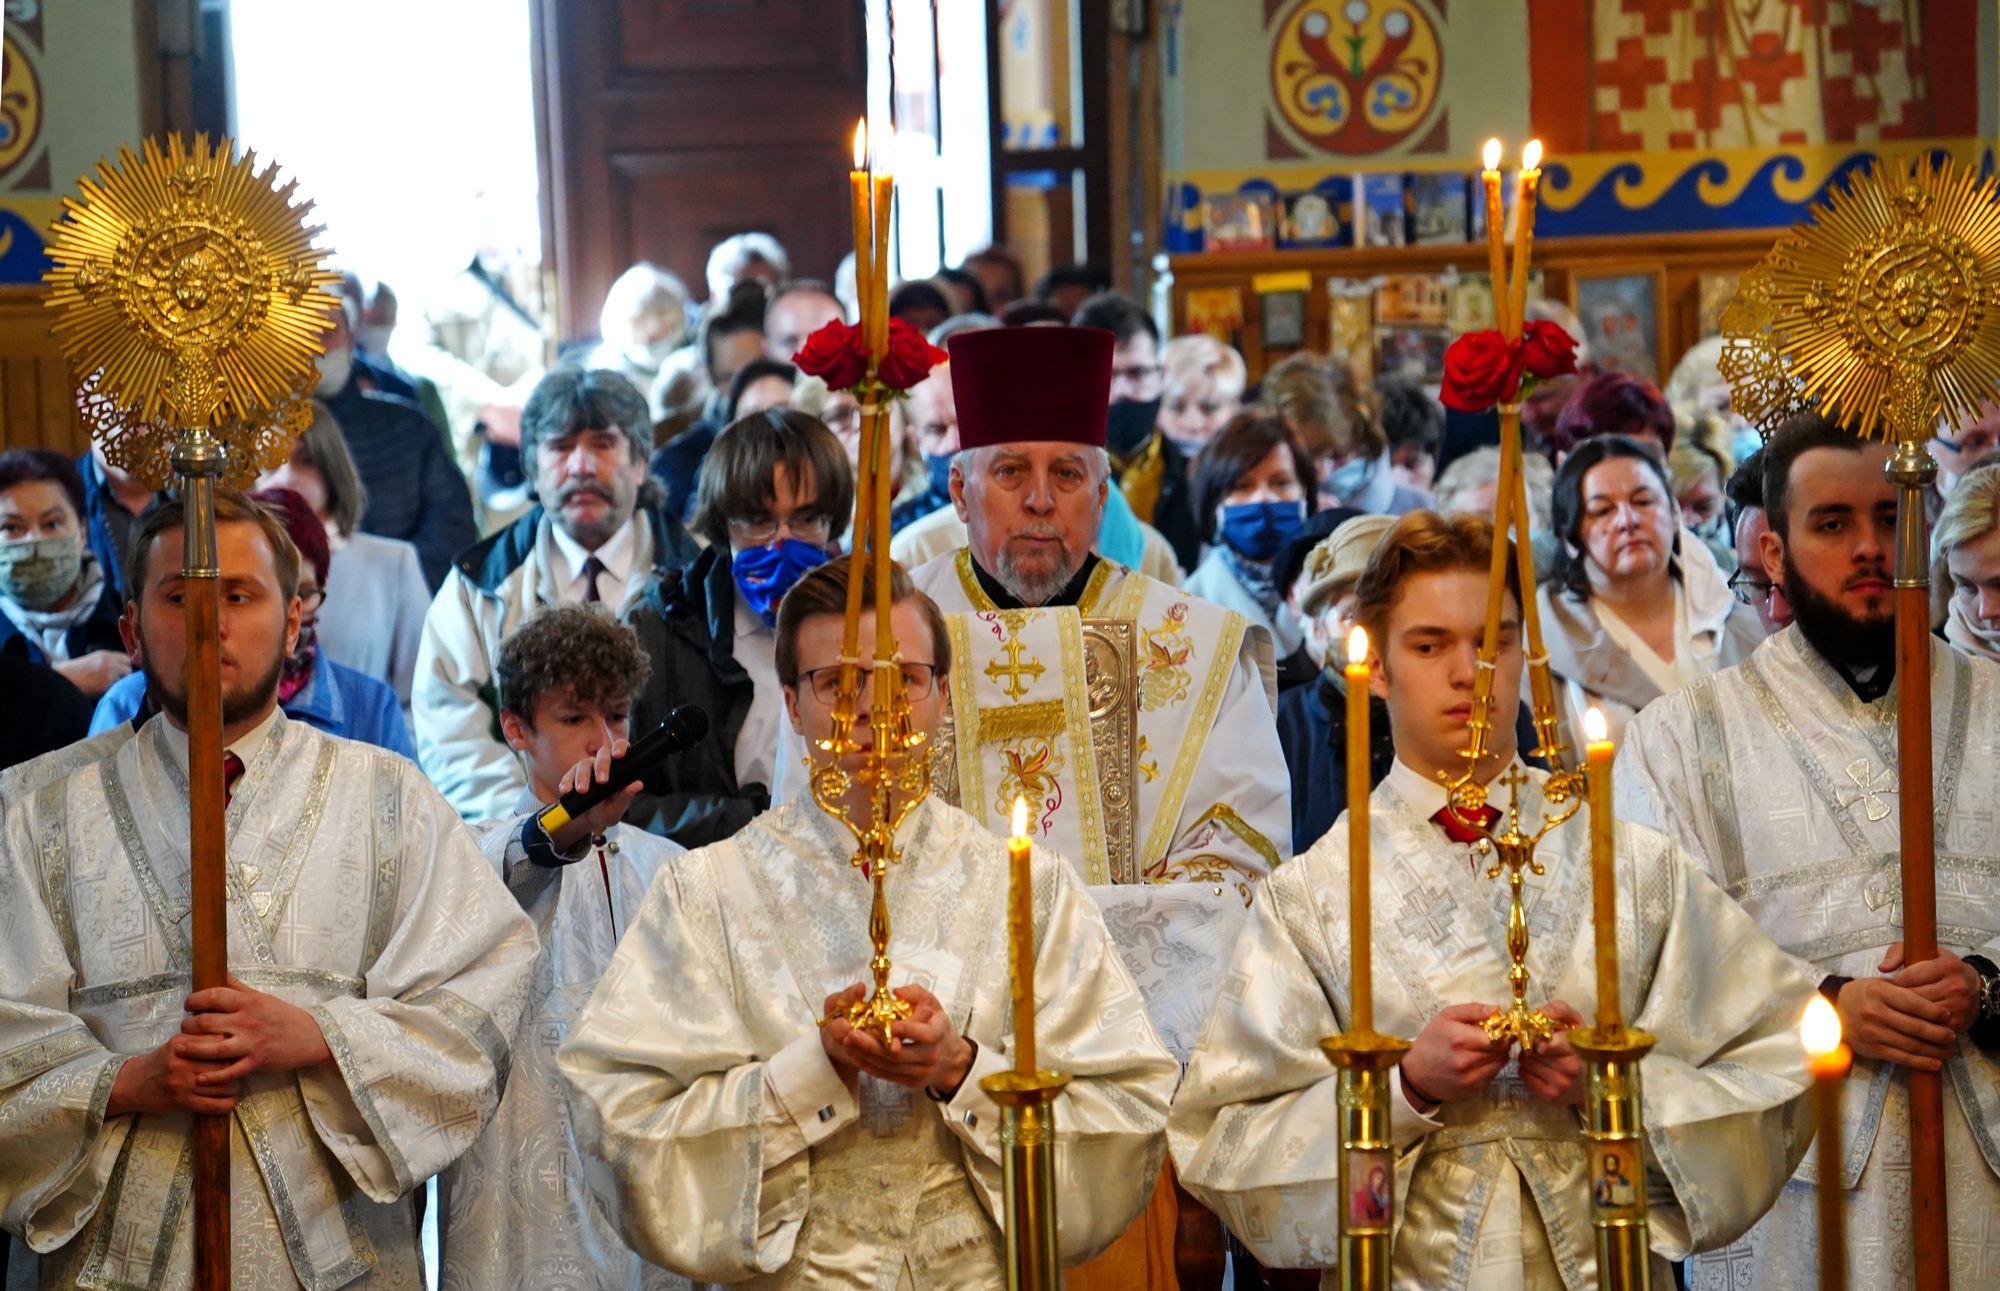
[
  {"x1": 1431, "y1": 805, "x2": 1499, "y2": 844},
  {"x1": 580, "y1": 555, "x2": 605, "y2": 604},
  {"x1": 223, "y1": 752, "x2": 246, "y2": 805}
]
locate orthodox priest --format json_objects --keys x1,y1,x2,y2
[
  {"x1": 558, "y1": 556, "x2": 1178, "y2": 1289},
  {"x1": 1617, "y1": 413, "x2": 2000, "y2": 1289},
  {"x1": 0, "y1": 491, "x2": 538, "y2": 1289},
  {"x1": 1171, "y1": 511, "x2": 1819, "y2": 1288}
]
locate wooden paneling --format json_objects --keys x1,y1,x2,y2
[
  {"x1": 0, "y1": 285, "x2": 83, "y2": 456},
  {"x1": 532, "y1": 0, "x2": 868, "y2": 340},
  {"x1": 1169, "y1": 227, "x2": 1784, "y2": 383}
]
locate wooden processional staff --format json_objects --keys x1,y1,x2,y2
[
  {"x1": 1719, "y1": 154, "x2": 2000, "y2": 1291},
  {"x1": 42, "y1": 135, "x2": 341, "y2": 1290}
]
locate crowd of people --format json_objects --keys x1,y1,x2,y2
[{"x1": 3, "y1": 229, "x2": 1999, "y2": 1290}]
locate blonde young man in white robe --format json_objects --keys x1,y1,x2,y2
[
  {"x1": 558, "y1": 556, "x2": 1178, "y2": 1289},
  {"x1": 1170, "y1": 510, "x2": 1819, "y2": 1289},
  {"x1": 1617, "y1": 414, "x2": 2000, "y2": 1290},
  {"x1": 0, "y1": 491, "x2": 538, "y2": 1290},
  {"x1": 439, "y1": 604, "x2": 685, "y2": 1290}
]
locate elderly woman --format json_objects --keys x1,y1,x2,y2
[
  {"x1": 0, "y1": 448, "x2": 132, "y2": 698},
  {"x1": 1935, "y1": 460, "x2": 2000, "y2": 663},
  {"x1": 258, "y1": 400, "x2": 432, "y2": 714},
  {"x1": 1540, "y1": 434, "x2": 1763, "y2": 738},
  {"x1": 1183, "y1": 412, "x2": 1319, "y2": 660}
]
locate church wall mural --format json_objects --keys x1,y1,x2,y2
[
  {"x1": 1162, "y1": 0, "x2": 1996, "y2": 253},
  {"x1": 0, "y1": 0, "x2": 145, "y2": 285}
]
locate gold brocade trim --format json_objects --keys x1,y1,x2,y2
[
  {"x1": 1055, "y1": 608, "x2": 1110, "y2": 884},
  {"x1": 955, "y1": 547, "x2": 995, "y2": 610},
  {"x1": 946, "y1": 615, "x2": 988, "y2": 823},
  {"x1": 951, "y1": 545, "x2": 1116, "y2": 616},
  {"x1": 1181, "y1": 801, "x2": 1281, "y2": 873},
  {"x1": 1075, "y1": 559, "x2": 1115, "y2": 616},
  {"x1": 1115, "y1": 430, "x2": 1166, "y2": 525},
  {"x1": 1140, "y1": 608, "x2": 1248, "y2": 866},
  {"x1": 975, "y1": 699, "x2": 1066, "y2": 743}
]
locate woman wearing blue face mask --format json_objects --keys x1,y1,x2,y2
[
  {"x1": 1182, "y1": 413, "x2": 1319, "y2": 665},
  {"x1": 679, "y1": 408, "x2": 854, "y2": 810}
]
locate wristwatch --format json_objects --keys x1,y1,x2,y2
[{"x1": 1966, "y1": 955, "x2": 2000, "y2": 1023}]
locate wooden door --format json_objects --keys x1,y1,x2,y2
[{"x1": 532, "y1": 0, "x2": 868, "y2": 341}]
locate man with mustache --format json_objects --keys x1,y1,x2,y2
[
  {"x1": 0, "y1": 490, "x2": 537, "y2": 1288},
  {"x1": 908, "y1": 325, "x2": 1288, "y2": 1288},
  {"x1": 416, "y1": 367, "x2": 756, "y2": 846},
  {"x1": 1617, "y1": 413, "x2": 2000, "y2": 1288}
]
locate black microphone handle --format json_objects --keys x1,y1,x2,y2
[{"x1": 536, "y1": 704, "x2": 709, "y2": 832}]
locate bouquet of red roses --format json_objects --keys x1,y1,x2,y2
[
  {"x1": 1438, "y1": 319, "x2": 1579, "y2": 412},
  {"x1": 792, "y1": 317, "x2": 948, "y2": 396}
]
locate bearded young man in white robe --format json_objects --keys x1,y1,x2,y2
[
  {"x1": 1170, "y1": 510, "x2": 1819, "y2": 1290},
  {"x1": 438, "y1": 604, "x2": 685, "y2": 1290},
  {"x1": 0, "y1": 491, "x2": 538, "y2": 1290},
  {"x1": 1617, "y1": 414, "x2": 2000, "y2": 1290},
  {"x1": 558, "y1": 556, "x2": 1178, "y2": 1290}
]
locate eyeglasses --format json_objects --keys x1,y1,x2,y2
[
  {"x1": 297, "y1": 587, "x2": 325, "y2": 614},
  {"x1": 798, "y1": 662, "x2": 939, "y2": 706},
  {"x1": 1726, "y1": 568, "x2": 1776, "y2": 606},
  {"x1": 823, "y1": 404, "x2": 862, "y2": 433},
  {"x1": 727, "y1": 514, "x2": 834, "y2": 546}
]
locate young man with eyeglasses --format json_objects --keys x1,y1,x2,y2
[{"x1": 558, "y1": 555, "x2": 1178, "y2": 1288}]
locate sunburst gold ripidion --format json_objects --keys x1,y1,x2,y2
[
  {"x1": 1752, "y1": 155, "x2": 2000, "y2": 446},
  {"x1": 42, "y1": 134, "x2": 340, "y2": 489}
]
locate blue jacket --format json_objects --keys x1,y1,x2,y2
[
  {"x1": 90, "y1": 657, "x2": 416, "y2": 759},
  {"x1": 1276, "y1": 670, "x2": 1397, "y2": 856},
  {"x1": 76, "y1": 450, "x2": 159, "y2": 603}
]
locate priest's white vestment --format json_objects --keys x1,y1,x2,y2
[
  {"x1": 1617, "y1": 626, "x2": 2000, "y2": 1290},
  {"x1": 0, "y1": 711, "x2": 539, "y2": 1290},
  {"x1": 556, "y1": 795, "x2": 1180, "y2": 1289},
  {"x1": 440, "y1": 810, "x2": 687, "y2": 1291},
  {"x1": 1170, "y1": 761, "x2": 1819, "y2": 1291}
]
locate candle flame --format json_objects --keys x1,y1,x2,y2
[
  {"x1": 1583, "y1": 706, "x2": 1609, "y2": 743},
  {"x1": 1521, "y1": 139, "x2": 1543, "y2": 171},
  {"x1": 1012, "y1": 795, "x2": 1028, "y2": 840},
  {"x1": 1482, "y1": 138, "x2": 1503, "y2": 171},
  {"x1": 1800, "y1": 994, "x2": 1843, "y2": 1057},
  {"x1": 853, "y1": 119, "x2": 868, "y2": 170},
  {"x1": 1347, "y1": 626, "x2": 1369, "y2": 666}
]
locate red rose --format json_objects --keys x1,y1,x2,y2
[
  {"x1": 1440, "y1": 329, "x2": 1524, "y2": 412},
  {"x1": 1518, "y1": 319, "x2": 1579, "y2": 381},
  {"x1": 876, "y1": 317, "x2": 949, "y2": 391},
  {"x1": 792, "y1": 318, "x2": 870, "y2": 391}
]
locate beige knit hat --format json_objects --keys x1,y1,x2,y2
[{"x1": 1296, "y1": 513, "x2": 1399, "y2": 617}]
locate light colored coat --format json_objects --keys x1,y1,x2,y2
[{"x1": 321, "y1": 531, "x2": 431, "y2": 714}]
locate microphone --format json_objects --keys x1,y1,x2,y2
[{"x1": 536, "y1": 704, "x2": 709, "y2": 833}]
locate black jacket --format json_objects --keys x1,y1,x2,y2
[{"x1": 628, "y1": 542, "x2": 769, "y2": 847}]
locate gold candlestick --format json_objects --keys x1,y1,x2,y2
[
  {"x1": 1317, "y1": 625, "x2": 1411, "y2": 1291},
  {"x1": 982, "y1": 795, "x2": 1069, "y2": 1291}
]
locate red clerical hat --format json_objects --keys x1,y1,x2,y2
[{"x1": 947, "y1": 326, "x2": 1114, "y2": 450}]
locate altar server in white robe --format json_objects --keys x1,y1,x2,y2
[
  {"x1": 0, "y1": 491, "x2": 538, "y2": 1290},
  {"x1": 440, "y1": 604, "x2": 686, "y2": 1290},
  {"x1": 1170, "y1": 510, "x2": 1819, "y2": 1290},
  {"x1": 1617, "y1": 414, "x2": 2000, "y2": 1291},
  {"x1": 559, "y1": 556, "x2": 1179, "y2": 1289}
]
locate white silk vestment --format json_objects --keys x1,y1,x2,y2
[
  {"x1": 440, "y1": 813, "x2": 686, "y2": 1291},
  {"x1": 556, "y1": 795, "x2": 1180, "y2": 1289},
  {"x1": 1170, "y1": 762, "x2": 1818, "y2": 1291},
  {"x1": 913, "y1": 550, "x2": 1284, "y2": 1060},
  {"x1": 1616, "y1": 627, "x2": 2000, "y2": 1289},
  {"x1": 0, "y1": 712, "x2": 538, "y2": 1290}
]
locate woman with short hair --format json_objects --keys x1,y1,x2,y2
[
  {"x1": 1935, "y1": 460, "x2": 2000, "y2": 664},
  {"x1": 1183, "y1": 412, "x2": 1319, "y2": 663},
  {"x1": 0, "y1": 447, "x2": 131, "y2": 698},
  {"x1": 1259, "y1": 352, "x2": 1427, "y2": 513},
  {"x1": 1539, "y1": 434, "x2": 1763, "y2": 738}
]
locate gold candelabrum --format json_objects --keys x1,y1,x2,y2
[
  {"x1": 809, "y1": 118, "x2": 930, "y2": 1048},
  {"x1": 43, "y1": 135, "x2": 341, "y2": 1291}
]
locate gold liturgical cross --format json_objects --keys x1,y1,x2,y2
[
  {"x1": 985, "y1": 633, "x2": 1046, "y2": 701},
  {"x1": 1843, "y1": 758, "x2": 1897, "y2": 823}
]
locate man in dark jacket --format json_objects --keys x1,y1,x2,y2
[{"x1": 1073, "y1": 291, "x2": 1201, "y2": 571}]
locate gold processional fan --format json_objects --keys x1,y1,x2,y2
[
  {"x1": 44, "y1": 133, "x2": 340, "y2": 485},
  {"x1": 1717, "y1": 151, "x2": 2000, "y2": 1291}
]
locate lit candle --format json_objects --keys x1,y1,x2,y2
[
  {"x1": 1481, "y1": 138, "x2": 1509, "y2": 338},
  {"x1": 1009, "y1": 796, "x2": 1036, "y2": 1075},
  {"x1": 1801, "y1": 996, "x2": 1850, "y2": 1291},
  {"x1": 869, "y1": 126, "x2": 895, "y2": 361},
  {"x1": 840, "y1": 118, "x2": 874, "y2": 671},
  {"x1": 1346, "y1": 627, "x2": 1373, "y2": 1036},
  {"x1": 1507, "y1": 139, "x2": 1542, "y2": 341},
  {"x1": 1583, "y1": 707, "x2": 1620, "y2": 1031}
]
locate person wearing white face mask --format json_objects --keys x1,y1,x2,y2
[
  {"x1": 1261, "y1": 351, "x2": 1431, "y2": 515},
  {"x1": 0, "y1": 449, "x2": 131, "y2": 698},
  {"x1": 1935, "y1": 459, "x2": 2000, "y2": 664},
  {"x1": 1539, "y1": 434, "x2": 1764, "y2": 740}
]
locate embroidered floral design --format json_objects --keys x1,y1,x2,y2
[
  {"x1": 1140, "y1": 603, "x2": 1195, "y2": 711},
  {"x1": 997, "y1": 738, "x2": 1065, "y2": 834},
  {"x1": 1137, "y1": 734, "x2": 1160, "y2": 783}
]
